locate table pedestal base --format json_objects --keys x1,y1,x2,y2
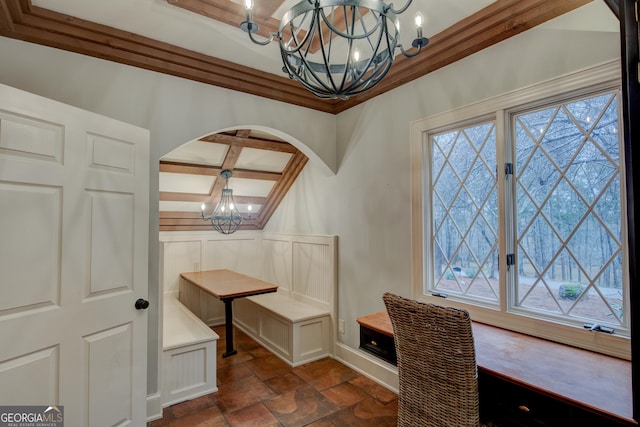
[{"x1": 222, "y1": 298, "x2": 237, "y2": 358}]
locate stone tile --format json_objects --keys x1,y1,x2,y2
[
  {"x1": 326, "y1": 397, "x2": 397, "y2": 427},
  {"x1": 168, "y1": 406, "x2": 228, "y2": 427},
  {"x1": 294, "y1": 358, "x2": 359, "y2": 391},
  {"x1": 217, "y1": 348, "x2": 255, "y2": 369},
  {"x1": 171, "y1": 394, "x2": 214, "y2": 419},
  {"x1": 264, "y1": 384, "x2": 339, "y2": 427},
  {"x1": 264, "y1": 372, "x2": 306, "y2": 395},
  {"x1": 305, "y1": 419, "x2": 339, "y2": 427},
  {"x1": 217, "y1": 362, "x2": 255, "y2": 385},
  {"x1": 321, "y1": 382, "x2": 369, "y2": 408},
  {"x1": 224, "y1": 402, "x2": 283, "y2": 427},
  {"x1": 212, "y1": 375, "x2": 277, "y2": 413},
  {"x1": 348, "y1": 375, "x2": 398, "y2": 404},
  {"x1": 245, "y1": 355, "x2": 292, "y2": 381},
  {"x1": 149, "y1": 326, "x2": 399, "y2": 427},
  {"x1": 234, "y1": 329, "x2": 259, "y2": 349},
  {"x1": 385, "y1": 398, "x2": 399, "y2": 412},
  {"x1": 247, "y1": 345, "x2": 272, "y2": 359}
]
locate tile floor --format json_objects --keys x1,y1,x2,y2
[{"x1": 149, "y1": 326, "x2": 398, "y2": 426}]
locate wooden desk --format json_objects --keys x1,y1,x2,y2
[
  {"x1": 357, "y1": 311, "x2": 635, "y2": 426},
  {"x1": 180, "y1": 270, "x2": 278, "y2": 357}
]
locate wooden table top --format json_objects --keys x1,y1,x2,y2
[
  {"x1": 357, "y1": 310, "x2": 634, "y2": 424},
  {"x1": 180, "y1": 269, "x2": 278, "y2": 300}
]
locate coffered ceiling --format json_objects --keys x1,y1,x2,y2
[
  {"x1": 159, "y1": 129, "x2": 307, "y2": 231},
  {"x1": 0, "y1": 0, "x2": 611, "y2": 232}
]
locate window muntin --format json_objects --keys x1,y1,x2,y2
[
  {"x1": 425, "y1": 89, "x2": 627, "y2": 336},
  {"x1": 430, "y1": 122, "x2": 499, "y2": 304},
  {"x1": 513, "y1": 92, "x2": 626, "y2": 330}
]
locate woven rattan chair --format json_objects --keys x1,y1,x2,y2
[{"x1": 383, "y1": 292, "x2": 490, "y2": 427}]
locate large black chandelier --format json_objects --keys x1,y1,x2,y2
[{"x1": 240, "y1": 0, "x2": 428, "y2": 99}]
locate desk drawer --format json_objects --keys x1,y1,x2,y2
[
  {"x1": 359, "y1": 325, "x2": 397, "y2": 365},
  {"x1": 479, "y1": 371, "x2": 633, "y2": 427}
]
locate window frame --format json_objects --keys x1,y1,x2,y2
[{"x1": 410, "y1": 60, "x2": 630, "y2": 359}]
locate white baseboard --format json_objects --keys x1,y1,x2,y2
[
  {"x1": 146, "y1": 392, "x2": 162, "y2": 423},
  {"x1": 334, "y1": 342, "x2": 399, "y2": 393}
]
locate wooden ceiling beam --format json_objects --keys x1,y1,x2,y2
[
  {"x1": 159, "y1": 160, "x2": 283, "y2": 181},
  {"x1": 232, "y1": 170, "x2": 282, "y2": 181},
  {"x1": 159, "y1": 193, "x2": 268, "y2": 204},
  {"x1": 255, "y1": 151, "x2": 308, "y2": 228},
  {"x1": 169, "y1": 0, "x2": 281, "y2": 39},
  {"x1": 233, "y1": 195, "x2": 268, "y2": 205},
  {"x1": 200, "y1": 133, "x2": 299, "y2": 153},
  {"x1": 0, "y1": 2, "x2": 17, "y2": 32},
  {"x1": 0, "y1": 1, "x2": 586, "y2": 114},
  {"x1": 160, "y1": 215, "x2": 257, "y2": 227},
  {"x1": 221, "y1": 144, "x2": 242, "y2": 170},
  {"x1": 160, "y1": 223, "x2": 260, "y2": 231},
  {"x1": 0, "y1": 2, "x2": 336, "y2": 113},
  {"x1": 160, "y1": 162, "x2": 220, "y2": 175},
  {"x1": 160, "y1": 192, "x2": 210, "y2": 202}
]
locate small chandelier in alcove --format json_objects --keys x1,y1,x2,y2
[{"x1": 201, "y1": 169, "x2": 245, "y2": 234}]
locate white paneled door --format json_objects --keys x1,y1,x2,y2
[{"x1": 0, "y1": 84, "x2": 150, "y2": 426}]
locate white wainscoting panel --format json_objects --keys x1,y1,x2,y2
[
  {"x1": 260, "y1": 313, "x2": 292, "y2": 358},
  {"x1": 234, "y1": 298, "x2": 259, "y2": 335},
  {"x1": 261, "y1": 238, "x2": 293, "y2": 292},
  {"x1": 203, "y1": 236, "x2": 261, "y2": 277},
  {"x1": 297, "y1": 318, "x2": 329, "y2": 359},
  {"x1": 167, "y1": 348, "x2": 207, "y2": 391},
  {"x1": 161, "y1": 240, "x2": 202, "y2": 294},
  {"x1": 292, "y1": 240, "x2": 334, "y2": 308}
]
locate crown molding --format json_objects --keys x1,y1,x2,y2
[{"x1": 0, "y1": 0, "x2": 591, "y2": 114}]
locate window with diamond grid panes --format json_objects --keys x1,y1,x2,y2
[
  {"x1": 513, "y1": 91, "x2": 626, "y2": 331},
  {"x1": 430, "y1": 122, "x2": 499, "y2": 303},
  {"x1": 426, "y1": 89, "x2": 627, "y2": 335}
]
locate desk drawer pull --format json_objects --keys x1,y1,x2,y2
[{"x1": 370, "y1": 340, "x2": 378, "y2": 346}]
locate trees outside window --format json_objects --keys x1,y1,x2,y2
[
  {"x1": 513, "y1": 92, "x2": 624, "y2": 329},
  {"x1": 426, "y1": 88, "x2": 627, "y2": 336}
]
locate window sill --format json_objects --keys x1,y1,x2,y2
[{"x1": 357, "y1": 311, "x2": 635, "y2": 425}]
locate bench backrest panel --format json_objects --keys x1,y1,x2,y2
[
  {"x1": 160, "y1": 232, "x2": 337, "y2": 319},
  {"x1": 261, "y1": 234, "x2": 337, "y2": 315}
]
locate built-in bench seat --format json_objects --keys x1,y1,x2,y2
[
  {"x1": 234, "y1": 290, "x2": 332, "y2": 366},
  {"x1": 161, "y1": 293, "x2": 218, "y2": 407},
  {"x1": 159, "y1": 233, "x2": 338, "y2": 370},
  {"x1": 248, "y1": 292, "x2": 330, "y2": 322}
]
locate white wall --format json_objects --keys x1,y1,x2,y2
[
  {"x1": 0, "y1": 35, "x2": 335, "y2": 397},
  {"x1": 265, "y1": 3, "x2": 621, "y2": 349},
  {"x1": 0, "y1": 0, "x2": 621, "y2": 399}
]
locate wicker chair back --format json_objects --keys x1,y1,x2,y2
[{"x1": 383, "y1": 292, "x2": 482, "y2": 427}]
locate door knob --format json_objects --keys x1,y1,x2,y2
[{"x1": 135, "y1": 298, "x2": 150, "y2": 310}]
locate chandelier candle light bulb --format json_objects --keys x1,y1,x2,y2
[{"x1": 244, "y1": 0, "x2": 253, "y2": 21}]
